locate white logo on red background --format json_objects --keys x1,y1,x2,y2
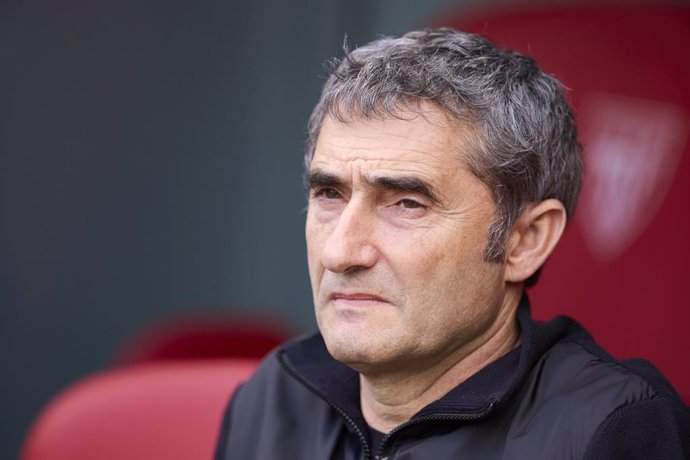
[{"x1": 576, "y1": 92, "x2": 687, "y2": 261}]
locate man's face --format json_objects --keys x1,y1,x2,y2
[{"x1": 306, "y1": 107, "x2": 510, "y2": 375}]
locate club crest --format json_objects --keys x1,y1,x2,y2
[{"x1": 576, "y1": 92, "x2": 687, "y2": 261}]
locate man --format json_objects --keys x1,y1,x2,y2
[{"x1": 215, "y1": 28, "x2": 690, "y2": 459}]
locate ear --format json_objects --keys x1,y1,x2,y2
[{"x1": 504, "y1": 199, "x2": 567, "y2": 283}]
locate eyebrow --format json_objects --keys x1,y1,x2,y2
[
  {"x1": 369, "y1": 175, "x2": 441, "y2": 205},
  {"x1": 307, "y1": 170, "x2": 342, "y2": 190},
  {"x1": 307, "y1": 169, "x2": 441, "y2": 205}
]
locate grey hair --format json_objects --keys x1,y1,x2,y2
[{"x1": 305, "y1": 28, "x2": 582, "y2": 286}]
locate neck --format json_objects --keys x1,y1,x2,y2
[{"x1": 360, "y1": 288, "x2": 522, "y2": 433}]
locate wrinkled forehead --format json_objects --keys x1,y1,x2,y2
[{"x1": 308, "y1": 112, "x2": 483, "y2": 197}]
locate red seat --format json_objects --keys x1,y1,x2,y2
[
  {"x1": 21, "y1": 359, "x2": 257, "y2": 460},
  {"x1": 115, "y1": 314, "x2": 292, "y2": 365}
]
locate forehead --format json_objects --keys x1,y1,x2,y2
[{"x1": 311, "y1": 107, "x2": 476, "y2": 180}]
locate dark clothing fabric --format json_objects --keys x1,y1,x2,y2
[
  {"x1": 215, "y1": 297, "x2": 690, "y2": 459},
  {"x1": 367, "y1": 427, "x2": 385, "y2": 453}
]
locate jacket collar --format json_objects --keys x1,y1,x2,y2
[{"x1": 278, "y1": 294, "x2": 585, "y2": 430}]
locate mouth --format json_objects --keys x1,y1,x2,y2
[{"x1": 328, "y1": 292, "x2": 389, "y2": 307}]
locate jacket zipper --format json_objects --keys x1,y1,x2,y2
[{"x1": 374, "y1": 402, "x2": 496, "y2": 459}]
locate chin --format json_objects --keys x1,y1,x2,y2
[
  {"x1": 317, "y1": 306, "x2": 402, "y2": 364},
  {"x1": 323, "y1": 328, "x2": 372, "y2": 359},
  {"x1": 321, "y1": 327, "x2": 398, "y2": 373}
]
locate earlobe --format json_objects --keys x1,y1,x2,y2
[{"x1": 504, "y1": 199, "x2": 567, "y2": 283}]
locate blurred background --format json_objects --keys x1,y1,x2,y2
[{"x1": 3, "y1": 1, "x2": 689, "y2": 458}]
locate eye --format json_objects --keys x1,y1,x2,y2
[
  {"x1": 313, "y1": 187, "x2": 342, "y2": 200},
  {"x1": 398, "y1": 198, "x2": 425, "y2": 209}
]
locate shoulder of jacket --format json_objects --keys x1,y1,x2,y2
[
  {"x1": 499, "y1": 339, "x2": 669, "y2": 458},
  {"x1": 546, "y1": 338, "x2": 684, "y2": 406},
  {"x1": 541, "y1": 340, "x2": 658, "y2": 407}
]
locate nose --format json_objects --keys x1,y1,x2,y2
[{"x1": 320, "y1": 199, "x2": 379, "y2": 274}]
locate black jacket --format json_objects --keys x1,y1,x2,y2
[{"x1": 215, "y1": 297, "x2": 690, "y2": 459}]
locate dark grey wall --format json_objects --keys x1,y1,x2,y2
[{"x1": 1, "y1": 0, "x2": 461, "y2": 457}]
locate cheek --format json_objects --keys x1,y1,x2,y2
[
  {"x1": 306, "y1": 207, "x2": 335, "y2": 245},
  {"x1": 305, "y1": 213, "x2": 341, "y2": 293},
  {"x1": 305, "y1": 209, "x2": 325, "y2": 249},
  {"x1": 379, "y1": 235, "x2": 455, "y2": 311},
  {"x1": 305, "y1": 218, "x2": 323, "y2": 281},
  {"x1": 394, "y1": 229, "x2": 491, "y2": 303},
  {"x1": 388, "y1": 226, "x2": 467, "y2": 273}
]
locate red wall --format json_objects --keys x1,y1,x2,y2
[{"x1": 441, "y1": 6, "x2": 690, "y2": 400}]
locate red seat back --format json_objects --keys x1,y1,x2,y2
[
  {"x1": 115, "y1": 315, "x2": 292, "y2": 365},
  {"x1": 21, "y1": 359, "x2": 257, "y2": 460}
]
